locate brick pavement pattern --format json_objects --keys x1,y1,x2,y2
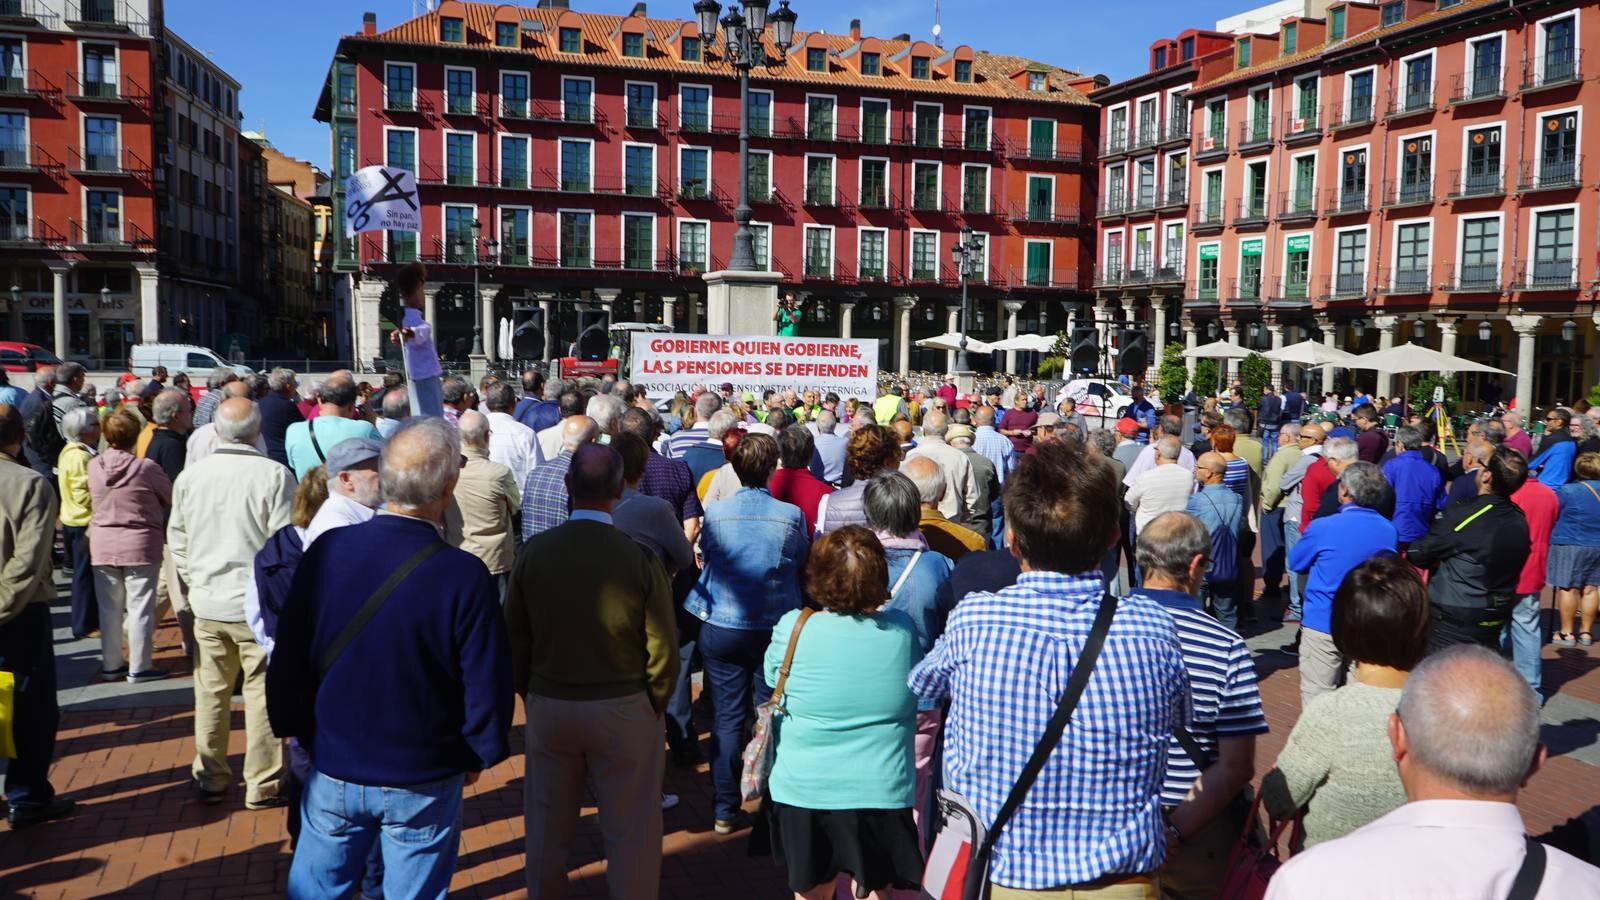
[{"x1": 3, "y1": 590, "x2": 1600, "y2": 898}]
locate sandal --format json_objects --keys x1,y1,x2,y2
[
  {"x1": 1555, "y1": 632, "x2": 1577, "y2": 646},
  {"x1": 1581, "y1": 632, "x2": 1594, "y2": 647}
]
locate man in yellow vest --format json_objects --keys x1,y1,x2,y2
[{"x1": 874, "y1": 385, "x2": 908, "y2": 425}]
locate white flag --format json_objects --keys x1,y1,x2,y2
[{"x1": 344, "y1": 165, "x2": 420, "y2": 238}]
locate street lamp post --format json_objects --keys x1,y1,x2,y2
[
  {"x1": 695, "y1": 0, "x2": 796, "y2": 271},
  {"x1": 453, "y1": 219, "x2": 499, "y2": 357},
  {"x1": 949, "y1": 225, "x2": 982, "y2": 372}
]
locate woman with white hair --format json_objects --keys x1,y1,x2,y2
[{"x1": 57, "y1": 406, "x2": 102, "y2": 645}]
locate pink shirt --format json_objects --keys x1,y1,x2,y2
[
  {"x1": 1266, "y1": 800, "x2": 1600, "y2": 900},
  {"x1": 1505, "y1": 429, "x2": 1534, "y2": 460}
]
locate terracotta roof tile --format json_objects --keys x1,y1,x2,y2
[{"x1": 349, "y1": 3, "x2": 1094, "y2": 106}]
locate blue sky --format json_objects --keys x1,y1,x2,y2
[{"x1": 164, "y1": 0, "x2": 1248, "y2": 166}]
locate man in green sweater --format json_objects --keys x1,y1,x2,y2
[{"x1": 506, "y1": 442, "x2": 680, "y2": 900}]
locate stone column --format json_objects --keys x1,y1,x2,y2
[
  {"x1": 1373, "y1": 315, "x2": 1399, "y2": 397},
  {"x1": 1152, "y1": 301, "x2": 1169, "y2": 383},
  {"x1": 1437, "y1": 318, "x2": 1458, "y2": 361},
  {"x1": 1267, "y1": 320, "x2": 1285, "y2": 387},
  {"x1": 355, "y1": 277, "x2": 387, "y2": 370},
  {"x1": 838, "y1": 301, "x2": 855, "y2": 339},
  {"x1": 1183, "y1": 316, "x2": 1198, "y2": 384},
  {"x1": 1317, "y1": 315, "x2": 1338, "y2": 395},
  {"x1": 687, "y1": 292, "x2": 701, "y2": 333},
  {"x1": 661, "y1": 294, "x2": 679, "y2": 329},
  {"x1": 1004, "y1": 301, "x2": 1024, "y2": 374},
  {"x1": 945, "y1": 305, "x2": 961, "y2": 373},
  {"x1": 423, "y1": 287, "x2": 438, "y2": 330},
  {"x1": 479, "y1": 287, "x2": 499, "y2": 363},
  {"x1": 595, "y1": 287, "x2": 619, "y2": 319},
  {"x1": 538, "y1": 297, "x2": 554, "y2": 360},
  {"x1": 1509, "y1": 315, "x2": 1542, "y2": 416},
  {"x1": 49, "y1": 264, "x2": 70, "y2": 359},
  {"x1": 895, "y1": 295, "x2": 917, "y2": 376},
  {"x1": 134, "y1": 263, "x2": 159, "y2": 343}
]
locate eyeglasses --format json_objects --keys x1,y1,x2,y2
[
  {"x1": 1296, "y1": 434, "x2": 1315, "y2": 442},
  {"x1": 1198, "y1": 558, "x2": 1215, "y2": 574}
]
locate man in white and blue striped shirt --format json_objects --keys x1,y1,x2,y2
[{"x1": 1132, "y1": 511, "x2": 1268, "y2": 899}]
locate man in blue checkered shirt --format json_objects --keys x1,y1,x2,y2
[
  {"x1": 520, "y1": 415, "x2": 598, "y2": 539},
  {"x1": 910, "y1": 441, "x2": 1191, "y2": 895}
]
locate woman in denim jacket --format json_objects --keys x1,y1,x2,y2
[{"x1": 685, "y1": 432, "x2": 811, "y2": 834}]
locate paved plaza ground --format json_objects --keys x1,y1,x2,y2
[{"x1": 3, "y1": 580, "x2": 1600, "y2": 898}]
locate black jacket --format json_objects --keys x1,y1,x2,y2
[
  {"x1": 1258, "y1": 394, "x2": 1284, "y2": 427},
  {"x1": 1407, "y1": 494, "x2": 1530, "y2": 610},
  {"x1": 144, "y1": 427, "x2": 187, "y2": 485}
]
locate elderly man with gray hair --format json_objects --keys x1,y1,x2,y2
[
  {"x1": 1266, "y1": 645, "x2": 1600, "y2": 898},
  {"x1": 377, "y1": 387, "x2": 412, "y2": 440},
  {"x1": 904, "y1": 409, "x2": 980, "y2": 527},
  {"x1": 811, "y1": 409, "x2": 847, "y2": 485},
  {"x1": 586, "y1": 392, "x2": 627, "y2": 439},
  {"x1": 169, "y1": 396, "x2": 294, "y2": 808},
  {"x1": 447, "y1": 410, "x2": 521, "y2": 594},
  {"x1": 193, "y1": 367, "x2": 239, "y2": 429},
  {"x1": 902, "y1": 455, "x2": 985, "y2": 562},
  {"x1": 258, "y1": 366, "x2": 304, "y2": 467},
  {"x1": 667, "y1": 391, "x2": 724, "y2": 459},
  {"x1": 145, "y1": 388, "x2": 193, "y2": 484}
]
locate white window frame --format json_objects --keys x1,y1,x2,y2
[
  {"x1": 77, "y1": 41, "x2": 117, "y2": 92},
  {"x1": 1333, "y1": 223, "x2": 1371, "y2": 290},
  {"x1": 1106, "y1": 101, "x2": 1129, "y2": 140},
  {"x1": 1290, "y1": 75, "x2": 1318, "y2": 132},
  {"x1": 1289, "y1": 150, "x2": 1318, "y2": 198},
  {"x1": 803, "y1": 152, "x2": 836, "y2": 204},
  {"x1": 496, "y1": 132, "x2": 530, "y2": 186},
  {"x1": 1247, "y1": 84, "x2": 1272, "y2": 131},
  {"x1": 909, "y1": 228, "x2": 940, "y2": 280},
  {"x1": 1337, "y1": 141, "x2": 1371, "y2": 204},
  {"x1": 497, "y1": 68, "x2": 529, "y2": 117},
  {"x1": 496, "y1": 204, "x2": 532, "y2": 261},
  {"x1": 623, "y1": 79, "x2": 657, "y2": 125},
  {"x1": 804, "y1": 92, "x2": 837, "y2": 137},
  {"x1": 556, "y1": 207, "x2": 596, "y2": 267},
  {"x1": 81, "y1": 186, "x2": 122, "y2": 242},
  {"x1": 557, "y1": 136, "x2": 594, "y2": 191},
  {"x1": 1394, "y1": 128, "x2": 1438, "y2": 192},
  {"x1": 677, "y1": 81, "x2": 713, "y2": 129},
  {"x1": 1201, "y1": 98, "x2": 1225, "y2": 150},
  {"x1": 962, "y1": 104, "x2": 993, "y2": 148},
  {"x1": 1133, "y1": 93, "x2": 1159, "y2": 142},
  {"x1": 1164, "y1": 151, "x2": 1189, "y2": 199},
  {"x1": 1130, "y1": 224, "x2": 1156, "y2": 272},
  {"x1": 1160, "y1": 219, "x2": 1186, "y2": 270},
  {"x1": 382, "y1": 124, "x2": 419, "y2": 168},
  {"x1": 1132, "y1": 155, "x2": 1157, "y2": 206},
  {"x1": 1533, "y1": 10, "x2": 1580, "y2": 83},
  {"x1": 803, "y1": 223, "x2": 836, "y2": 277},
  {"x1": 1103, "y1": 226, "x2": 1126, "y2": 270},
  {"x1": 745, "y1": 147, "x2": 772, "y2": 198},
  {"x1": 966, "y1": 230, "x2": 991, "y2": 281},
  {"x1": 858, "y1": 96, "x2": 892, "y2": 144},
  {"x1": 1199, "y1": 164, "x2": 1225, "y2": 214},
  {"x1": 911, "y1": 159, "x2": 942, "y2": 209},
  {"x1": 1027, "y1": 116, "x2": 1056, "y2": 155},
  {"x1": 1533, "y1": 106, "x2": 1582, "y2": 182},
  {"x1": 440, "y1": 202, "x2": 478, "y2": 256},
  {"x1": 1454, "y1": 210, "x2": 1505, "y2": 282},
  {"x1": 619, "y1": 211, "x2": 657, "y2": 269},
  {"x1": 0, "y1": 181, "x2": 31, "y2": 239},
  {"x1": 1462, "y1": 32, "x2": 1506, "y2": 89},
  {"x1": 747, "y1": 88, "x2": 773, "y2": 133},
  {"x1": 676, "y1": 216, "x2": 711, "y2": 270},
  {"x1": 856, "y1": 226, "x2": 889, "y2": 280},
  {"x1": 443, "y1": 65, "x2": 476, "y2": 115},
  {"x1": 1458, "y1": 119, "x2": 1507, "y2": 181},
  {"x1": 858, "y1": 154, "x2": 890, "y2": 206},
  {"x1": 748, "y1": 219, "x2": 772, "y2": 269},
  {"x1": 1023, "y1": 239, "x2": 1055, "y2": 285},
  {"x1": 1196, "y1": 240, "x2": 1222, "y2": 291},
  {"x1": 913, "y1": 101, "x2": 943, "y2": 147},
  {"x1": 1027, "y1": 173, "x2": 1055, "y2": 214},
  {"x1": 560, "y1": 74, "x2": 595, "y2": 121},
  {"x1": 621, "y1": 140, "x2": 657, "y2": 194},
  {"x1": 960, "y1": 162, "x2": 990, "y2": 211},
  {"x1": 1398, "y1": 48, "x2": 1437, "y2": 102},
  {"x1": 1386, "y1": 216, "x2": 1433, "y2": 290},
  {"x1": 677, "y1": 143, "x2": 711, "y2": 197},
  {"x1": 1524, "y1": 201, "x2": 1580, "y2": 283},
  {"x1": 383, "y1": 61, "x2": 416, "y2": 110},
  {"x1": 1105, "y1": 161, "x2": 1128, "y2": 201},
  {"x1": 441, "y1": 129, "x2": 477, "y2": 185},
  {"x1": 79, "y1": 110, "x2": 122, "y2": 167},
  {"x1": 1343, "y1": 65, "x2": 1377, "y2": 115}
]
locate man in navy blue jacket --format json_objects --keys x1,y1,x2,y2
[{"x1": 269, "y1": 417, "x2": 513, "y2": 898}]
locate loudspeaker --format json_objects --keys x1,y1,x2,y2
[
  {"x1": 510, "y1": 306, "x2": 545, "y2": 360},
  {"x1": 1069, "y1": 327, "x2": 1099, "y2": 375},
  {"x1": 1118, "y1": 329, "x2": 1148, "y2": 377},
  {"x1": 575, "y1": 308, "x2": 610, "y2": 361}
]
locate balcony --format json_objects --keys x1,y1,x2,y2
[
  {"x1": 1093, "y1": 264, "x2": 1128, "y2": 288},
  {"x1": 1269, "y1": 276, "x2": 1313, "y2": 305},
  {"x1": 1003, "y1": 139, "x2": 1085, "y2": 164},
  {"x1": 1521, "y1": 48, "x2": 1582, "y2": 93},
  {"x1": 0, "y1": 214, "x2": 37, "y2": 243},
  {"x1": 1376, "y1": 266, "x2": 1432, "y2": 295},
  {"x1": 1278, "y1": 189, "x2": 1318, "y2": 223},
  {"x1": 803, "y1": 183, "x2": 839, "y2": 207},
  {"x1": 856, "y1": 188, "x2": 896, "y2": 211},
  {"x1": 1323, "y1": 272, "x2": 1369, "y2": 300},
  {"x1": 0, "y1": 70, "x2": 60, "y2": 100},
  {"x1": 1233, "y1": 198, "x2": 1269, "y2": 228},
  {"x1": 1100, "y1": 131, "x2": 1130, "y2": 160},
  {"x1": 66, "y1": 71, "x2": 146, "y2": 105},
  {"x1": 0, "y1": 1, "x2": 61, "y2": 26},
  {"x1": 1130, "y1": 123, "x2": 1161, "y2": 153},
  {"x1": 424, "y1": 239, "x2": 679, "y2": 274},
  {"x1": 1324, "y1": 188, "x2": 1371, "y2": 217},
  {"x1": 67, "y1": 145, "x2": 146, "y2": 176},
  {"x1": 1282, "y1": 109, "x2": 1321, "y2": 144},
  {"x1": 1190, "y1": 201, "x2": 1225, "y2": 233},
  {"x1": 1384, "y1": 88, "x2": 1434, "y2": 120},
  {"x1": 1008, "y1": 200, "x2": 1080, "y2": 226},
  {"x1": 1193, "y1": 130, "x2": 1228, "y2": 162},
  {"x1": 1514, "y1": 260, "x2": 1579, "y2": 292},
  {"x1": 1097, "y1": 192, "x2": 1129, "y2": 219},
  {"x1": 956, "y1": 192, "x2": 997, "y2": 216},
  {"x1": 1227, "y1": 276, "x2": 1263, "y2": 304},
  {"x1": 1450, "y1": 68, "x2": 1505, "y2": 105},
  {"x1": 1516, "y1": 157, "x2": 1582, "y2": 193},
  {"x1": 1098, "y1": 259, "x2": 1185, "y2": 288},
  {"x1": 1192, "y1": 280, "x2": 1219, "y2": 304},
  {"x1": 1441, "y1": 262, "x2": 1504, "y2": 293},
  {"x1": 1448, "y1": 167, "x2": 1504, "y2": 200},
  {"x1": 1128, "y1": 189, "x2": 1159, "y2": 215},
  {"x1": 909, "y1": 191, "x2": 943, "y2": 213},
  {"x1": 69, "y1": 219, "x2": 152, "y2": 248},
  {"x1": 1156, "y1": 183, "x2": 1187, "y2": 212},
  {"x1": 65, "y1": 0, "x2": 149, "y2": 35},
  {"x1": 0, "y1": 141, "x2": 35, "y2": 171},
  {"x1": 622, "y1": 106, "x2": 667, "y2": 131},
  {"x1": 1329, "y1": 99, "x2": 1375, "y2": 132},
  {"x1": 1382, "y1": 177, "x2": 1434, "y2": 209},
  {"x1": 442, "y1": 93, "x2": 484, "y2": 118},
  {"x1": 1157, "y1": 116, "x2": 1190, "y2": 149},
  {"x1": 1238, "y1": 117, "x2": 1274, "y2": 153},
  {"x1": 385, "y1": 93, "x2": 438, "y2": 116},
  {"x1": 1150, "y1": 259, "x2": 1186, "y2": 285},
  {"x1": 1006, "y1": 266, "x2": 1077, "y2": 290},
  {"x1": 905, "y1": 263, "x2": 945, "y2": 286}
]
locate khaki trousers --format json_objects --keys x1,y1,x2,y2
[
  {"x1": 523, "y1": 691, "x2": 664, "y2": 900},
  {"x1": 991, "y1": 879, "x2": 1158, "y2": 899},
  {"x1": 192, "y1": 617, "x2": 282, "y2": 803},
  {"x1": 1298, "y1": 628, "x2": 1346, "y2": 708},
  {"x1": 156, "y1": 548, "x2": 196, "y2": 657}
]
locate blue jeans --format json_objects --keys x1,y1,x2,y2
[
  {"x1": 1205, "y1": 580, "x2": 1238, "y2": 632},
  {"x1": 989, "y1": 496, "x2": 1005, "y2": 550},
  {"x1": 699, "y1": 621, "x2": 773, "y2": 821},
  {"x1": 1502, "y1": 592, "x2": 1543, "y2": 698},
  {"x1": 288, "y1": 767, "x2": 463, "y2": 900},
  {"x1": 63, "y1": 525, "x2": 99, "y2": 640},
  {"x1": 1261, "y1": 429, "x2": 1279, "y2": 461},
  {"x1": 1284, "y1": 519, "x2": 1304, "y2": 620},
  {"x1": 407, "y1": 375, "x2": 444, "y2": 418}
]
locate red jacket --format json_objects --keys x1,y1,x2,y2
[
  {"x1": 768, "y1": 466, "x2": 834, "y2": 535},
  {"x1": 1511, "y1": 479, "x2": 1559, "y2": 594},
  {"x1": 1299, "y1": 458, "x2": 1336, "y2": 534}
]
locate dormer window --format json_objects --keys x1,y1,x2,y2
[
  {"x1": 1028, "y1": 71, "x2": 1046, "y2": 92},
  {"x1": 1237, "y1": 37, "x2": 1251, "y2": 67},
  {"x1": 1330, "y1": 6, "x2": 1346, "y2": 39},
  {"x1": 1380, "y1": 1, "x2": 1403, "y2": 26},
  {"x1": 440, "y1": 16, "x2": 464, "y2": 43},
  {"x1": 495, "y1": 22, "x2": 518, "y2": 47},
  {"x1": 559, "y1": 27, "x2": 581, "y2": 53},
  {"x1": 1153, "y1": 47, "x2": 1168, "y2": 68},
  {"x1": 623, "y1": 33, "x2": 644, "y2": 57},
  {"x1": 954, "y1": 59, "x2": 972, "y2": 83},
  {"x1": 1282, "y1": 23, "x2": 1296, "y2": 54},
  {"x1": 682, "y1": 36, "x2": 702, "y2": 61},
  {"x1": 806, "y1": 47, "x2": 826, "y2": 72},
  {"x1": 1181, "y1": 36, "x2": 1195, "y2": 60},
  {"x1": 861, "y1": 51, "x2": 880, "y2": 76},
  {"x1": 912, "y1": 56, "x2": 930, "y2": 79}
]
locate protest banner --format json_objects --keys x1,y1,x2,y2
[
  {"x1": 630, "y1": 333, "x2": 879, "y2": 399},
  {"x1": 344, "y1": 165, "x2": 421, "y2": 237}
]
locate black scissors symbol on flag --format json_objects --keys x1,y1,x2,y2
[{"x1": 347, "y1": 167, "x2": 418, "y2": 234}]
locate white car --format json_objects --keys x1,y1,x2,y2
[
  {"x1": 1054, "y1": 378, "x2": 1135, "y2": 424},
  {"x1": 129, "y1": 343, "x2": 252, "y2": 378}
]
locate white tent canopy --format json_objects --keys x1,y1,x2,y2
[
  {"x1": 1264, "y1": 340, "x2": 1360, "y2": 366},
  {"x1": 1182, "y1": 340, "x2": 1254, "y2": 360},
  {"x1": 1324, "y1": 342, "x2": 1512, "y2": 375},
  {"x1": 987, "y1": 333, "x2": 1059, "y2": 353},
  {"x1": 914, "y1": 332, "x2": 994, "y2": 354}
]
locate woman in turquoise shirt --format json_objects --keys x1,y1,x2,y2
[{"x1": 764, "y1": 526, "x2": 922, "y2": 900}]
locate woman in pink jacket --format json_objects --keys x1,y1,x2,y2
[{"x1": 88, "y1": 409, "x2": 174, "y2": 683}]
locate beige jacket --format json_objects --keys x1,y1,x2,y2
[
  {"x1": 168, "y1": 441, "x2": 294, "y2": 622},
  {"x1": 0, "y1": 452, "x2": 59, "y2": 625},
  {"x1": 447, "y1": 446, "x2": 521, "y2": 575}
]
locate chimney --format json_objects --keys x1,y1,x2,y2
[
  {"x1": 850, "y1": 19, "x2": 861, "y2": 40},
  {"x1": 893, "y1": 32, "x2": 910, "y2": 41},
  {"x1": 630, "y1": 2, "x2": 647, "y2": 16},
  {"x1": 362, "y1": 11, "x2": 376, "y2": 35}
]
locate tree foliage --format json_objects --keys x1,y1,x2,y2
[
  {"x1": 1411, "y1": 373, "x2": 1461, "y2": 412},
  {"x1": 1156, "y1": 342, "x2": 1188, "y2": 403},
  {"x1": 1239, "y1": 354, "x2": 1273, "y2": 410},
  {"x1": 1193, "y1": 358, "x2": 1220, "y2": 395}
]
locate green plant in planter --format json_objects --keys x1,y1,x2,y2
[
  {"x1": 1193, "y1": 358, "x2": 1219, "y2": 395},
  {"x1": 1410, "y1": 373, "x2": 1459, "y2": 413},
  {"x1": 1239, "y1": 353, "x2": 1273, "y2": 410},
  {"x1": 1156, "y1": 342, "x2": 1188, "y2": 404}
]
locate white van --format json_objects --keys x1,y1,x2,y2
[{"x1": 129, "y1": 344, "x2": 253, "y2": 378}]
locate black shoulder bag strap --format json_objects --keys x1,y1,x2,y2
[
  {"x1": 965, "y1": 591, "x2": 1120, "y2": 896},
  {"x1": 308, "y1": 419, "x2": 327, "y2": 464},
  {"x1": 1506, "y1": 838, "x2": 1546, "y2": 900},
  {"x1": 316, "y1": 541, "x2": 447, "y2": 680},
  {"x1": 1174, "y1": 727, "x2": 1208, "y2": 768}
]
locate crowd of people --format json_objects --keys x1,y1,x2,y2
[{"x1": 3, "y1": 267, "x2": 1599, "y2": 897}]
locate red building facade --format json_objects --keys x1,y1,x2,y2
[{"x1": 317, "y1": 1, "x2": 1102, "y2": 374}]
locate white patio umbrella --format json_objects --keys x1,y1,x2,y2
[
  {"x1": 1181, "y1": 340, "x2": 1254, "y2": 360},
  {"x1": 987, "y1": 333, "x2": 1059, "y2": 353},
  {"x1": 914, "y1": 332, "x2": 994, "y2": 354},
  {"x1": 1263, "y1": 339, "x2": 1360, "y2": 367},
  {"x1": 1328, "y1": 342, "x2": 1511, "y2": 376}
]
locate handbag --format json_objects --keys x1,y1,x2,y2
[
  {"x1": 921, "y1": 592, "x2": 1119, "y2": 900},
  {"x1": 1216, "y1": 790, "x2": 1297, "y2": 900},
  {"x1": 739, "y1": 608, "x2": 816, "y2": 802}
]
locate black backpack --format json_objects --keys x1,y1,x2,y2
[{"x1": 25, "y1": 394, "x2": 65, "y2": 464}]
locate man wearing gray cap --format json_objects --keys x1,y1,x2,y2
[{"x1": 304, "y1": 438, "x2": 385, "y2": 547}]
